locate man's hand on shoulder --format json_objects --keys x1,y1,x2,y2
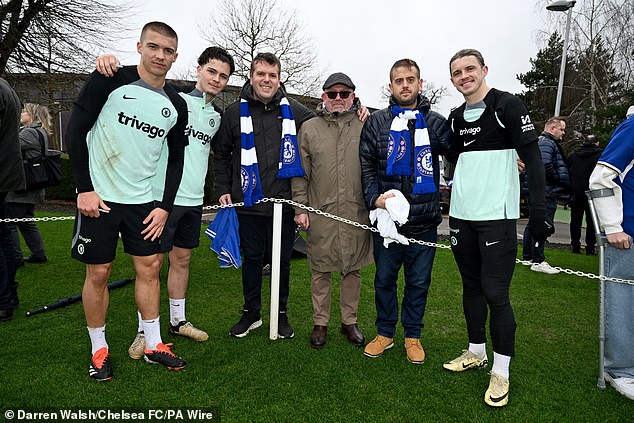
[{"x1": 95, "y1": 54, "x2": 121, "y2": 77}]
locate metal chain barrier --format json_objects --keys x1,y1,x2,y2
[{"x1": 2, "y1": 198, "x2": 632, "y2": 286}]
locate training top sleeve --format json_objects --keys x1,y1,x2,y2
[
  {"x1": 66, "y1": 70, "x2": 125, "y2": 193},
  {"x1": 496, "y1": 92, "x2": 538, "y2": 149},
  {"x1": 160, "y1": 87, "x2": 189, "y2": 211}
]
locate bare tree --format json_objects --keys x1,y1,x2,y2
[
  {"x1": 199, "y1": 0, "x2": 320, "y2": 96},
  {"x1": 0, "y1": 0, "x2": 135, "y2": 75}
]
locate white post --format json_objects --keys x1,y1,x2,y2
[
  {"x1": 269, "y1": 202, "x2": 282, "y2": 340},
  {"x1": 554, "y1": 5, "x2": 573, "y2": 116}
]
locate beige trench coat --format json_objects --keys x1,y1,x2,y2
[{"x1": 292, "y1": 107, "x2": 373, "y2": 274}]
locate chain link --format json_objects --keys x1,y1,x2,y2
[
  {"x1": 4, "y1": 198, "x2": 634, "y2": 285},
  {"x1": 0, "y1": 216, "x2": 75, "y2": 223}
]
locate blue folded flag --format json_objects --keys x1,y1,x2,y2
[{"x1": 205, "y1": 208, "x2": 242, "y2": 268}]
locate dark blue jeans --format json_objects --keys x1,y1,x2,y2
[
  {"x1": 523, "y1": 196, "x2": 558, "y2": 263},
  {"x1": 372, "y1": 230, "x2": 436, "y2": 339},
  {"x1": 0, "y1": 193, "x2": 18, "y2": 310}
]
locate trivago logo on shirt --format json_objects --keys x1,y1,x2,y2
[
  {"x1": 117, "y1": 111, "x2": 166, "y2": 139},
  {"x1": 459, "y1": 127, "x2": 481, "y2": 136},
  {"x1": 185, "y1": 125, "x2": 215, "y2": 145}
]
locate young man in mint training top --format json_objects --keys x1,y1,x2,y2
[
  {"x1": 67, "y1": 22, "x2": 189, "y2": 381},
  {"x1": 96, "y1": 47, "x2": 236, "y2": 355},
  {"x1": 443, "y1": 49, "x2": 553, "y2": 407}
]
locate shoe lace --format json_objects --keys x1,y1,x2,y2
[
  {"x1": 488, "y1": 372, "x2": 508, "y2": 395},
  {"x1": 92, "y1": 348, "x2": 109, "y2": 367},
  {"x1": 154, "y1": 343, "x2": 176, "y2": 357},
  {"x1": 405, "y1": 338, "x2": 422, "y2": 350}
]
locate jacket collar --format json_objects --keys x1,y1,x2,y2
[
  {"x1": 388, "y1": 93, "x2": 431, "y2": 113},
  {"x1": 540, "y1": 130, "x2": 560, "y2": 143}
]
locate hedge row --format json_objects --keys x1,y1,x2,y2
[{"x1": 46, "y1": 155, "x2": 218, "y2": 205}]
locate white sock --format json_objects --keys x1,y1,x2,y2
[
  {"x1": 169, "y1": 298, "x2": 186, "y2": 326},
  {"x1": 468, "y1": 343, "x2": 486, "y2": 359},
  {"x1": 87, "y1": 325, "x2": 108, "y2": 355},
  {"x1": 492, "y1": 352, "x2": 511, "y2": 380},
  {"x1": 142, "y1": 316, "x2": 162, "y2": 351},
  {"x1": 137, "y1": 311, "x2": 143, "y2": 333}
]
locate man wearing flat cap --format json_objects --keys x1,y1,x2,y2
[{"x1": 292, "y1": 72, "x2": 373, "y2": 349}]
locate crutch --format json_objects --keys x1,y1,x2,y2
[{"x1": 585, "y1": 188, "x2": 613, "y2": 390}]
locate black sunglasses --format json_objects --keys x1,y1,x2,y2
[{"x1": 325, "y1": 91, "x2": 352, "y2": 99}]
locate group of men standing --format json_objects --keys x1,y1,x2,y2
[{"x1": 59, "y1": 20, "x2": 633, "y2": 406}]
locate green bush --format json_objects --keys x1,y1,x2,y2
[
  {"x1": 46, "y1": 154, "x2": 75, "y2": 201},
  {"x1": 47, "y1": 154, "x2": 219, "y2": 205}
]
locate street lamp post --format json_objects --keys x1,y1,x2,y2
[{"x1": 547, "y1": 0, "x2": 576, "y2": 117}]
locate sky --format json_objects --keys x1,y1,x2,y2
[{"x1": 109, "y1": 0, "x2": 556, "y2": 117}]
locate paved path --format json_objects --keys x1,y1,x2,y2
[{"x1": 438, "y1": 206, "x2": 582, "y2": 247}]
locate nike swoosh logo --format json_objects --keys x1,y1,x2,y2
[
  {"x1": 123, "y1": 95, "x2": 136, "y2": 100},
  {"x1": 462, "y1": 363, "x2": 474, "y2": 369},
  {"x1": 464, "y1": 139, "x2": 476, "y2": 147},
  {"x1": 485, "y1": 241, "x2": 500, "y2": 246},
  {"x1": 489, "y1": 391, "x2": 509, "y2": 403}
]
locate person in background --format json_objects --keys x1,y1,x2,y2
[
  {"x1": 567, "y1": 134, "x2": 602, "y2": 255},
  {"x1": 7, "y1": 103, "x2": 51, "y2": 267},
  {"x1": 0, "y1": 77, "x2": 24, "y2": 322},
  {"x1": 522, "y1": 116, "x2": 570, "y2": 274}
]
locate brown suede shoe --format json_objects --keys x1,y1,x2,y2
[
  {"x1": 341, "y1": 323, "x2": 365, "y2": 346},
  {"x1": 405, "y1": 338, "x2": 425, "y2": 364},
  {"x1": 364, "y1": 335, "x2": 394, "y2": 358},
  {"x1": 310, "y1": 325, "x2": 327, "y2": 349}
]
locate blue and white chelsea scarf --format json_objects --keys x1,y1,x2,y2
[
  {"x1": 240, "y1": 98, "x2": 304, "y2": 207},
  {"x1": 386, "y1": 105, "x2": 436, "y2": 194}
]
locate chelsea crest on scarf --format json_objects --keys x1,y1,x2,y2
[
  {"x1": 239, "y1": 97, "x2": 305, "y2": 207},
  {"x1": 386, "y1": 104, "x2": 436, "y2": 194}
]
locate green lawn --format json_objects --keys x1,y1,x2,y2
[{"x1": 0, "y1": 212, "x2": 631, "y2": 422}]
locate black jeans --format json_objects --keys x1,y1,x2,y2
[
  {"x1": 0, "y1": 193, "x2": 18, "y2": 310},
  {"x1": 569, "y1": 196, "x2": 596, "y2": 251},
  {"x1": 237, "y1": 212, "x2": 296, "y2": 314},
  {"x1": 7, "y1": 202, "x2": 46, "y2": 261},
  {"x1": 450, "y1": 217, "x2": 517, "y2": 356}
]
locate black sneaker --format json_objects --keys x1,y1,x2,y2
[
  {"x1": 143, "y1": 343, "x2": 186, "y2": 370},
  {"x1": 278, "y1": 311, "x2": 294, "y2": 339},
  {"x1": 88, "y1": 347, "x2": 113, "y2": 382},
  {"x1": 24, "y1": 255, "x2": 47, "y2": 264},
  {"x1": 229, "y1": 310, "x2": 262, "y2": 338}
]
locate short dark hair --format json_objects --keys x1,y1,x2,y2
[
  {"x1": 198, "y1": 47, "x2": 235, "y2": 75},
  {"x1": 250, "y1": 53, "x2": 281, "y2": 77},
  {"x1": 141, "y1": 21, "x2": 178, "y2": 44},
  {"x1": 390, "y1": 58, "x2": 420, "y2": 81},
  {"x1": 449, "y1": 49, "x2": 485, "y2": 73}
]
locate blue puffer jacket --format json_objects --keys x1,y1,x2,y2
[
  {"x1": 538, "y1": 131, "x2": 571, "y2": 198},
  {"x1": 359, "y1": 95, "x2": 454, "y2": 237}
]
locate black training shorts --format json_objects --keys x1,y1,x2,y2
[
  {"x1": 71, "y1": 201, "x2": 161, "y2": 264},
  {"x1": 159, "y1": 204, "x2": 203, "y2": 253}
]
